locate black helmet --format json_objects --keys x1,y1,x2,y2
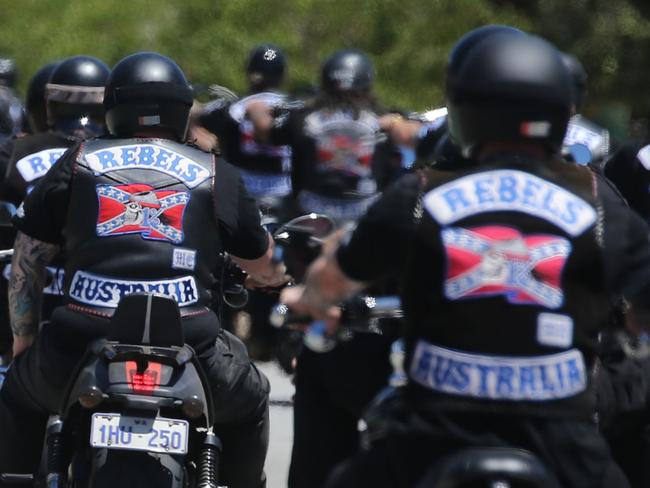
[
  {"x1": 246, "y1": 44, "x2": 287, "y2": 92},
  {"x1": 446, "y1": 33, "x2": 572, "y2": 157},
  {"x1": 26, "y1": 61, "x2": 59, "y2": 133},
  {"x1": 321, "y1": 49, "x2": 374, "y2": 94},
  {"x1": 560, "y1": 52, "x2": 588, "y2": 112},
  {"x1": 46, "y1": 55, "x2": 110, "y2": 136},
  {"x1": 104, "y1": 52, "x2": 194, "y2": 141},
  {"x1": 447, "y1": 25, "x2": 526, "y2": 80},
  {"x1": 0, "y1": 58, "x2": 17, "y2": 88}
]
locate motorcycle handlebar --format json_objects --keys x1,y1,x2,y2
[{"x1": 269, "y1": 295, "x2": 402, "y2": 330}]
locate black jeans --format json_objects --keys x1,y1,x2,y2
[
  {"x1": 289, "y1": 332, "x2": 393, "y2": 488},
  {"x1": 324, "y1": 396, "x2": 630, "y2": 488},
  {"x1": 0, "y1": 307, "x2": 269, "y2": 488}
]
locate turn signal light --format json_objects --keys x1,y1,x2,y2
[
  {"x1": 182, "y1": 394, "x2": 205, "y2": 419},
  {"x1": 78, "y1": 385, "x2": 105, "y2": 409}
]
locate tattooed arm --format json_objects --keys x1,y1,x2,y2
[{"x1": 9, "y1": 232, "x2": 60, "y2": 357}]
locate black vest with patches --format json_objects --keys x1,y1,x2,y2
[
  {"x1": 4, "y1": 132, "x2": 74, "y2": 205},
  {"x1": 300, "y1": 108, "x2": 380, "y2": 199},
  {"x1": 64, "y1": 138, "x2": 219, "y2": 315},
  {"x1": 402, "y1": 157, "x2": 608, "y2": 418}
]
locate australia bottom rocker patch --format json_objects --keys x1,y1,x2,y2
[
  {"x1": 442, "y1": 225, "x2": 571, "y2": 309},
  {"x1": 96, "y1": 184, "x2": 190, "y2": 244},
  {"x1": 69, "y1": 270, "x2": 199, "y2": 308}
]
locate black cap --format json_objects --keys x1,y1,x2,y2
[{"x1": 246, "y1": 44, "x2": 287, "y2": 91}]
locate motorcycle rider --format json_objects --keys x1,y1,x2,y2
[
  {"x1": 198, "y1": 44, "x2": 293, "y2": 360},
  {"x1": 0, "y1": 51, "x2": 287, "y2": 488},
  {"x1": 282, "y1": 31, "x2": 647, "y2": 487},
  {"x1": 199, "y1": 43, "x2": 292, "y2": 202},
  {"x1": 249, "y1": 48, "x2": 399, "y2": 487},
  {"x1": 248, "y1": 48, "x2": 383, "y2": 224},
  {"x1": 0, "y1": 56, "x2": 108, "y2": 360}
]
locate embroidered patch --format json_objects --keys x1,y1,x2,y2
[
  {"x1": 16, "y1": 147, "x2": 67, "y2": 183},
  {"x1": 69, "y1": 270, "x2": 198, "y2": 308},
  {"x1": 172, "y1": 248, "x2": 196, "y2": 271},
  {"x1": 409, "y1": 340, "x2": 587, "y2": 401},
  {"x1": 239, "y1": 170, "x2": 292, "y2": 197},
  {"x1": 537, "y1": 313, "x2": 574, "y2": 348},
  {"x1": 96, "y1": 184, "x2": 190, "y2": 244},
  {"x1": 442, "y1": 226, "x2": 571, "y2": 309},
  {"x1": 84, "y1": 144, "x2": 211, "y2": 189},
  {"x1": 424, "y1": 170, "x2": 597, "y2": 236}
]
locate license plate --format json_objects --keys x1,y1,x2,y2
[{"x1": 90, "y1": 413, "x2": 189, "y2": 455}]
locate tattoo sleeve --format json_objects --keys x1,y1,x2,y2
[{"x1": 8, "y1": 232, "x2": 60, "y2": 337}]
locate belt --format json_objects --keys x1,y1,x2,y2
[{"x1": 409, "y1": 340, "x2": 588, "y2": 402}]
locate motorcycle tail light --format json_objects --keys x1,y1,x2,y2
[
  {"x1": 126, "y1": 361, "x2": 162, "y2": 394},
  {"x1": 182, "y1": 394, "x2": 205, "y2": 419},
  {"x1": 78, "y1": 385, "x2": 105, "y2": 409}
]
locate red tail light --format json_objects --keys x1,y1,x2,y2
[{"x1": 126, "y1": 361, "x2": 162, "y2": 394}]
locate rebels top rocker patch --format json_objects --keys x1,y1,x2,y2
[
  {"x1": 84, "y1": 144, "x2": 211, "y2": 189},
  {"x1": 424, "y1": 170, "x2": 597, "y2": 236},
  {"x1": 442, "y1": 225, "x2": 571, "y2": 309},
  {"x1": 96, "y1": 184, "x2": 189, "y2": 244}
]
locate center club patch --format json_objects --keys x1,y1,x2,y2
[
  {"x1": 442, "y1": 225, "x2": 571, "y2": 309},
  {"x1": 96, "y1": 184, "x2": 190, "y2": 244}
]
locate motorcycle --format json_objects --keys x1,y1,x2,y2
[{"x1": 2, "y1": 293, "x2": 223, "y2": 488}]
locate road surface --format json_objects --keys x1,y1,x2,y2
[{"x1": 259, "y1": 361, "x2": 294, "y2": 488}]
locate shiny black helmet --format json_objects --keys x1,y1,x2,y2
[
  {"x1": 446, "y1": 33, "x2": 572, "y2": 157},
  {"x1": 246, "y1": 44, "x2": 287, "y2": 92},
  {"x1": 321, "y1": 49, "x2": 374, "y2": 94},
  {"x1": 447, "y1": 25, "x2": 525, "y2": 80},
  {"x1": 560, "y1": 52, "x2": 588, "y2": 112},
  {"x1": 104, "y1": 52, "x2": 194, "y2": 141},
  {"x1": 26, "y1": 61, "x2": 59, "y2": 133},
  {"x1": 0, "y1": 58, "x2": 16, "y2": 88},
  {"x1": 46, "y1": 55, "x2": 110, "y2": 136}
]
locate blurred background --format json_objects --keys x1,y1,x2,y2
[{"x1": 1, "y1": 0, "x2": 649, "y2": 146}]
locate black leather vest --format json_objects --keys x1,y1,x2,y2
[
  {"x1": 4, "y1": 132, "x2": 74, "y2": 205},
  {"x1": 63, "y1": 138, "x2": 220, "y2": 316},
  {"x1": 402, "y1": 158, "x2": 607, "y2": 418},
  {"x1": 301, "y1": 108, "x2": 380, "y2": 199}
]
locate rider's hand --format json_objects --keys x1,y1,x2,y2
[
  {"x1": 246, "y1": 101, "x2": 274, "y2": 143},
  {"x1": 12, "y1": 334, "x2": 34, "y2": 358},
  {"x1": 379, "y1": 113, "x2": 422, "y2": 148},
  {"x1": 245, "y1": 261, "x2": 291, "y2": 289},
  {"x1": 280, "y1": 285, "x2": 341, "y2": 334}
]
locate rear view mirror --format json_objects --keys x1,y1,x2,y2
[{"x1": 274, "y1": 213, "x2": 335, "y2": 241}]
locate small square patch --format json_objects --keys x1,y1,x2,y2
[
  {"x1": 537, "y1": 313, "x2": 573, "y2": 348},
  {"x1": 172, "y1": 248, "x2": 196, "y2": 271}
]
